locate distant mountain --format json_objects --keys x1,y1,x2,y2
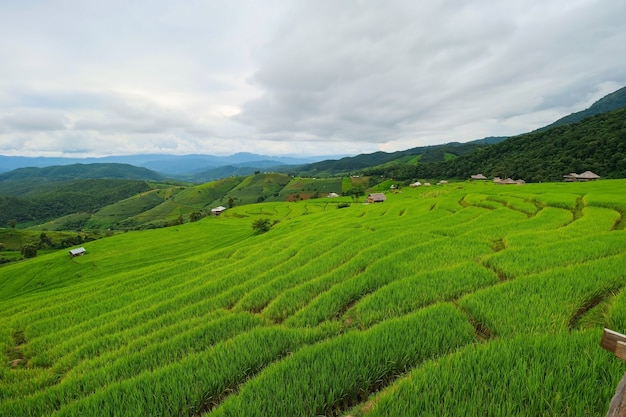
[
  {"x1": 538, "y1": 86, "x2": 626, "y2": 131},
  {"x1": 189, "y1": 161, "x2": 295, "y2": 183},
  {"x1": 0, "y1": 153, "x2": 337, "y2": 175},
  {"x1": 0, "y1": 163, "x2": 164, "y2": 182}
]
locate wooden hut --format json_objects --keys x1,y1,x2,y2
[{"x1": 366, "y1": 193, "x2": 387, "y2": 203}]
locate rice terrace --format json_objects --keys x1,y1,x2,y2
[{"x1": 2, "y1": 178, "x2": 626, "y2": 416}]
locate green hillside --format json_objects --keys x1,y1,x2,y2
[
  {"x1": 0, "y1": 179, "x2": 156, "y2": 228},
  {"x1": 375, "y1": 106, "x2": 626, "y2": 182},
  {"x1": 0, "y1": 163, "x2": 164, "y2": 182},
  {"x1": 539, "y1": 85, "x2": 626, "y2": 131},
  {"x1": 1, "y1": 179, "x2": 626, "y2": 415},
  {"x1": 21, "y1": 174, "x2": 353, "y2": 232},
  {"x1": 292, "y1": 141, "x2": 492, "y2": 176},
  {"x1": 220, "y1": 173, "x2": 292, "y2": 205}
]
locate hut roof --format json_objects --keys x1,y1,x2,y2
[
  {"x1": 577, "y1": 171, "x2": 601, "y2": 179},
  {"x1": 471, "y1": 174, "x2": 488, "y2": 180},
  {"x1": 367, "y1": 193, "x2": 387, "y2": 202},
  {"x1": 69, "y1": 247, "x2": 86, "y2": 256}
]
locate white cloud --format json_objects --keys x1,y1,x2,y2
[{"x1": 0, "y1": 0, "x2": 624, "y2": 157}]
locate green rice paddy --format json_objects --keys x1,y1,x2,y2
[{"x1": 2, "y1": 179, "x2": 626, "y2": 416}]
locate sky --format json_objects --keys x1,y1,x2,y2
[{"x1": 0, "y1": 0, "x2": 625, "y2": 158}]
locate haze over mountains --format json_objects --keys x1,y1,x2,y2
[
  {"x1": 0, "y1": 84, "x2": 625, "y2": 186},
  {"x1": 1, "y1": 85, "x2": 625, "y2": 181},
  {"x1": 0, "y1": 153, "x2": 329, "y2": 178}
]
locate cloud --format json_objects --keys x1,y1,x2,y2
[
  {"x1": 2, "y1": 110, "x2": 69, "y2": 132},
  {"x1": 237, "y1": 0, "x2": 626, "y2": 149},
  {"x1": 0, "y1": 0, "x2": 625, "y2": 157}
]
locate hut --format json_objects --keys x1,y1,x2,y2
[
  {"x1": 366, "y1": 193, "x2": 387, "y2": 203},
  {"x1": 69, "y1": 247, "x2": 86, "y2": 257},
  {"x1": 564, "y1": 171, "x2": 601, "y2": 182},
  {"x1": 327, "y1": 192, "x2": 339, "y2": 198},
  {"x1": 211, "y1": 206, "x2": 226, "y2": 215},
  {"x1": 471, "y1": 174, "x2": 488, "y2": 180}
]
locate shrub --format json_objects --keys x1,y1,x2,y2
[
  {"x1": 252, "y1": 218, "x2": 271, "y2": 234},
  {"x1": 21, "y1": 244, "x2": 37, "y2": 259}
]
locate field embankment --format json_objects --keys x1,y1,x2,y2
[{"x1": 1, "y1": 180, "x2": 626, "y2": 416}]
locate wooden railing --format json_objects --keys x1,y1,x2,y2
[{"x1": 602, "y1": 329, "x2": 626, "y2": 417}]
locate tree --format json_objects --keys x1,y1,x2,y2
[
  {"x1": 39, "y1": 232, "x2": 53, "y2": 249},
  {"x1": 252, "y1": 218, "x2": 271, "y2": 234},
  {"x1": 189, "y1": 211, "x2": 203, "y2": 222},
  {"x1": 7, "y1": 219, "x2": 16, "y2": 229},
  {"x1": 345, "y1": 186, "x2": 365, "y2": 202},
  {"x1": 228, "y1": 197, "x2": 235, "y2": 208},
  {"x1": 21, "y1": 244, "x2": 37, "y2": 259}
]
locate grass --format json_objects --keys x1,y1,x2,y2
[{"x1": 1, "y1": 179, "x2": 626, "y2": 416}]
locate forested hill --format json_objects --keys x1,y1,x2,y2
[
  {"x1": 0, "y1": 163, "x2": 164, "y2": 181},
  {"x1": 372, "y1": 106, "x2": 626, "y2": 183},
  {"x1": 538, "y1": 86, "x2": 626, "y2": 131},
  {"x1": 0, "y1": 179, "x2": 154, "y2": 226},
  {"x1": 289, "y1": 140, "x2": 498, "y2": 175}
]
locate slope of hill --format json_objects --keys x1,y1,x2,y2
[
  {"x1": 290, "y1": 140, "x2": 496, "y2": 176},
  {"x1": 1, "y1": 180, "x2": 625, "y2": 415},
  {"x1": 0, "y1": 172, "x2": 376, "y2": 231},
  {"x1": 538, "y1": 85, "x2": 626, "y2": 131},
  {"x1": 289, "y1": 86, "x2": 626, "y2": 178},
  {"x1": 376, "y1": 106, "x2": 626, "y2": 182},
  {"x1": 0, "y1": 179, "x2": 156, "y2": 227},
  {"x1": 0, "y1": 163, "x2": 164, "y2": 181}
]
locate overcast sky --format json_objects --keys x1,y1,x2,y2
[{"x1": 0, "y1": 0, "x2": 624, "y2": 158}]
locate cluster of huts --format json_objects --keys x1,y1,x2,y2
[
  {"x1": 470, "y1": 171, "x2": 600, "y2": 184},
  {"x1": 471, "y1": 174, "x2": 525, "y2": 185},
  {"x1": 409, "y1": 180, "x2": 448, "y2": 187}
]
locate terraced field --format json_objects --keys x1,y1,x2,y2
[{"x1": 2, "y1": 180, "x2": 626, "y2": 416}]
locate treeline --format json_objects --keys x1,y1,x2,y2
[
  {"x1": 0, "y1": 179, "x2": 152, "y2": 226},
  {"x1": 291, "y1": 141, "x2": 494, "y2": 176},
  {"x1": 367, "y1": 107, "x2": 626, "y2": 182}
]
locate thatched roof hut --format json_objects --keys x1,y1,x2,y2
[
  {"x1": 366, "y1": 193, "x2": 386, "y2": 203},
  {"x1": 564, "y1": 171, "x2": 601, "y2": 182}
]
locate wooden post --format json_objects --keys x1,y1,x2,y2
[
  {"x1": 602, "y1": 329, "x2": 626, "y2": 361},
  {"x1": 602, "y1": 329, "x2": 626, "y2": 417}
]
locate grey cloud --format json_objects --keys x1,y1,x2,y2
[
  {"x1": 0, "y1": 0, "x2": 625, "y2": 157},
  {"x1": 2, "y1": 111, "x2": 69, "y2": 131},
  {"x1": 237, "y1": 0, "x2": 626, "y2": 146}
]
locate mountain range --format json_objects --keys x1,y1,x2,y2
[
  {"x1": 0, "y1": 153, "x2": 333, "y2": 177},
  {"x1": 0, "y1": 85, "x2": 625, "y2": 230},
  {"x1": 1, "y1": 85, "x2": 625, "y2": 181}
]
